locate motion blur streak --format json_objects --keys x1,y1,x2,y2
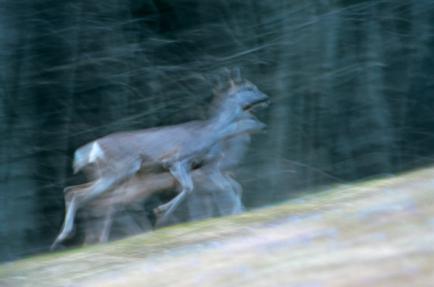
[{"x1": 0, "y1": 0, "x2": 433, "y2": 261}]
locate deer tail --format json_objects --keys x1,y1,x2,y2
[{"x1": 73, "y1": 141, "x2": 104, "y2": 174}]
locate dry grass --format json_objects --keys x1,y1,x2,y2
[{"x1": 1, "y1": 167, "x2": 434, "y2": 286}]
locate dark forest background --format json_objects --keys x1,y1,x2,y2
[{"x1": 0, "y1": 0, "x2": 433, "y2": 262}]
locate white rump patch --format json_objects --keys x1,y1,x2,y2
[{"x1": 89, "y1": 141, "x2": 104, "y2": 163}]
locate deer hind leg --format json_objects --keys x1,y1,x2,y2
[
  {"x1": 82, "y1": 202, "x2": 118, "y2": 245},
  {"x1": 51, "y1": 181, "x2": 98, "y2": 250},
  {"x1": 51, "y1": 189, "x2": 79, "y2": 250},
  {"x1": 50, "y1": 183, "x2": 97, "y2": 249},
  {"x1": 155, "y1": 160, "x2": 193, "y2": 226},
  {"x1": 114, "y1": 206, "x2": 152, "y2": 237},
  {"x1": 98, "y1": 206, "x2": 114, "y2": 243},
  {"x1": 186, "y1": 182, "x2": 215, "y2": 221},
  {"x1": 51, "y1": 161, "x2": 142, "y2": 249},
  {"x1": 83, "y1": 213, "x2": 103, "y2": 245},
  {"x1": 74, "y1": 160, "x2": 141, "y2": 207},
  {"x1": 51, "y1": 180, "x2": 118, "y2": 250}
]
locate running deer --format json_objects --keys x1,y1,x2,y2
[
  {"x1": 81, "y1": 132, "x2": 257, "y2": 244},
  {"x1": 51, "y1": 68, "x2": 269, "y2": 249}
]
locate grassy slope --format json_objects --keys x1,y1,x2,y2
[{"x1": 1, "y1": 167, "x2": 434, "y2": 287}]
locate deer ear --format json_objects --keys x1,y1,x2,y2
[
  {"x1": 208, "y1": 74, "x2": 222, "y2": 93},
  {"x1": 231, "y1": 67, "x2": 242, "y2": 83},
  {"x1": 210, "y1": 68, "x2": 231, "y2": 94}
]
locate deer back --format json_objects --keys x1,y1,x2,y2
[{"x1": 73, "y1": 120, "x2": 214, "y2": 180}]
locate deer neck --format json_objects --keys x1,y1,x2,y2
[
  {"x1": 206, "y1": 104, "x2": 241, "y2": 138},
  {"x1": 206, "y1": 106, "x2": 264, "y2": 143}
]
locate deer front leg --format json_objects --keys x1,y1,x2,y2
[
  {"x1": 207, "y1": 168, "x2": 244, "y2": 215},
  {"x1": 215, "y1": 174, "x2": 244, "y2": 215},
  {"x1": 155, "y1": 160, "x2": 193, "y2": 226}
]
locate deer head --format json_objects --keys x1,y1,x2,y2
[{"x1": 209, "y1": 67, "x2": 269, "y2": 129}]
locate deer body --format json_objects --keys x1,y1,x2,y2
[
  {"x1": 77, "y1": 118, "x2": 245, "y2": 176},
  {"x1": 52, "y1": 68, "x2": 268, "y2": 249},
  {"x1": 70, "y1": 114, "x2": 263, "y2": 202},
  {"x1": 81, "y1": 133, "x2": 253, "y2": 243}
]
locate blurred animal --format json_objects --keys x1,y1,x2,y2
[
  {"x1": 81, "y1": 132, "x2": 257, "y2": 244},
  {"x1": 51, "y1": 68, "x2": 268, "y2": 249}
]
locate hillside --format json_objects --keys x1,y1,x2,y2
[{"x1": 1, "y1": 167, "x2": 434, "y2": 287}]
